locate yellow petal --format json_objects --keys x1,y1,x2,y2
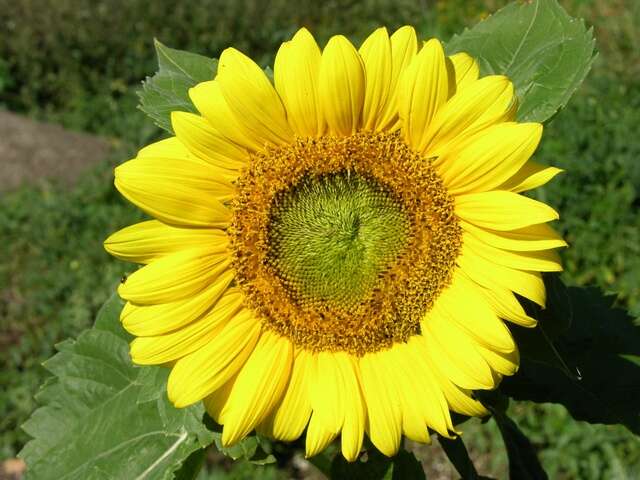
[
  {"x1": 309, "y1": 352, "x2": 345, "y2": 434},
  {"x1": 455, "y1": 191, "x2": 559, "y2": 231},
  {"x1": 118, "y1": 245, "x2": 230, "y2": 305},
  {"x1": 305, "y1": 413, "x2": 338, "y2": 458},
  {"x1": 423, "y1": 75, "x2": 516, "y2": 156},
  {"x1": 189, "y1": 80, "x2": 265, "y2": 152},
  {"x1": 402, "y1": 338, "x2": 456, "y2": 436},
  {"x1": 319, "y1": 35, "x2": 365, "y2": 136},
  {"x1": 221, "y1": 330, "x2": 293, "y2": 446},
  {"x1": 429, "y1": 363, "x2": 489, "y2": 417},
  {"x1": 267, "y1": 349, "x2": 313, "y2": 441},
  {"x1": 377, "y1": 26, "x2": 418, "y2": 131},
  {"x1": 203, "y1": 374, "x2": 237, "y2": 424},
  {"x1": 464, "y1": 233, "x2": 562, "y2": 272},
  {"x1": 119, "y1": 157, "x2": 234, "y2": 200},
  {"x1": 274, "y1": 28, "x2": 324, "y2": 137},
  {"x1": 461, "y1": 221, "x2": 567, "y2": 252},
  {"x1": 337, "y1": 354, "x2": 365, "y2": 462},
  {"x1": 114, "y1": 159, "x2": 232, "y2": 228},
  {"x1": 384, "y1": 346, "x2": 430, "y2": 442},
  {"x1": 476, "y1": 283, "x2": 537, "y2": 328},
  {"x1": 398, "y1": 38, "x2": 449, "y2": 151},
  {"x1": 171, "y1": 111, "x2": 248, "y2": 171},
  {"x1": 292, "y1": 351, "x2": 364, "y2": 461},
  {"x1": 167, "y1": 309, "x2": 261, "y2": 407},
  {"x1": 500, "y1": 161, "x2": 564, "y2": 192},
  {"x1": 138, "y1": 137, "x2": 192, "y2": 159},
  {"x1": 448, "y1": 52, "x2": 479, "y2": 94},
  {"x1": 359, "y1": 352, "x2": 402, "y2": 457},
  {"x1": 437, "y1": 122, "x2": 543, "y2": 194},
  {"x1": 104, "y1": 220, "x2": 226, "y2": 265},
  {"x1": 129, "y1": 288, "x2": 244, "y2": 364},
  {"x1": 458, "y1": 245, "x2": 546, "y2": 306},
  {"x1": 122, "y1": 269, "x2": 235, "y2": 336},
  {"x1": 359, "y1": 27, "x2": 392, "y2": 131},
  {"x1": 217, "y1": 48, "x2": 293, "y2": 147},
  {"x1": 421, "y1": 310, "x2": 495, "y2": 389},
  {"x1": 435, "y1": 272, "x2": 516, "y2": 353},
  {"x1": 478, "y1": 345, "x2": 519, "y2": 376}
]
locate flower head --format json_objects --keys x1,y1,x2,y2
[{"x1": 105, "y1": 26, "x2": 565, "y2": 461}]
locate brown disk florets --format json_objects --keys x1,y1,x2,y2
[{"x1": 229, "y1": 131, "x2": 462, "y2": 355}]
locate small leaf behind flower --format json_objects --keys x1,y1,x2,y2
[
  {"x1": 138, "y1": 40, "x2": 218, "y2": 133},
  {"x1": 446, "y1": 0, "x2": 596, "y2": 123},
  {"x1": 492, "y1": 410, "x2": 548, "y2": 480},
  {"x1": 330, "y1": 448, "x2": 425, "y2": 480},
  {"x1": 437, "y1": 435, "x2": 479, "y2": 480}
]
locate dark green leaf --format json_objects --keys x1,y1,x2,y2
[
  {"x1": 446, "y1": 0, "x2": 596, "y2": 123},
  {"x1": 533, "y1": 274, "x2": 573, "y2": 340},
  {"x1": 501, "y1": 286, "x2": 640, "y2": 433},
  {"x1": 330, "y1": 448, "x2": 425, "y2": 480},
  {"x1": 138, "y1": 39, "x2": 218, "y2": 133},
  {"x1": 438, "y1": 435, "x2": 478, "y2": 480},
  {"x1": 19, "y1": 293, "x2": 214, "y2": 480},
  {"x1": 510, "y1": 274, "x2": 575, "y2": 376}
]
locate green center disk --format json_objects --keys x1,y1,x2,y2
[{"x1": 267, "y1": 172, "x2": 411, "y2": 309}]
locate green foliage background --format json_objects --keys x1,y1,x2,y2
[{"x1": 1, "y1": 0, "x2": 639, "y2": 478}]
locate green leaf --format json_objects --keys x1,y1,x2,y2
[
  {"x1": 138, "y1": 39, "x2": 217, "y2": 133},
  {"x1": 501, "y1": 286, "x2": 640, "y2": 433},
  {"x1": 438, "y1": 435, "x2": 478, "y2": 480},
  {"x1": 330, "y1": 448, "x2": 425, "y2": 480},
  {"x1": 446, "y1": 0, "x2": 596, "y2": 123},
  {"x1": 19, "y1": 293, "x2": 214, "y2": 480}
]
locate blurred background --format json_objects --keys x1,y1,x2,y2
[{"x1": 0, "y1": 0, "x2": 638, "y2": 478}]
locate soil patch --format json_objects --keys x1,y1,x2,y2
[{"x1": 0, "y1": 111, "x2": 111, "y2": 192}]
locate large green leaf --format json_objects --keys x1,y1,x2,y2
[
  {"x1": 446, "y1": 0, "x2": 596, "y2": 123},
  {"x1": 501, "y1": 286, "x2": 640, "y2": 433},
  {"x1": 19, "y1": 294, "x2": 214, "y2": 480},
  {"x1": 138, "y1": 40, "x2": 217, "y2": 133},
  {"x1": 509, "y1": 274, "x2": 575, "y2": 376}
]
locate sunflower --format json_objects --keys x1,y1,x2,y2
[{"x1": 105, "y1": 26, "x2": 565, "y2": 461}]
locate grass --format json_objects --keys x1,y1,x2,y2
[{"x1": 1, "y1": 0, "x2": 639, "y2": 477}]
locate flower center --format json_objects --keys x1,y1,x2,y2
[
  {"x1": 267, "y1": 172, "x2": 411, "y2": 310},
  {"x1": 230, "y1": 131, "x2": 462, "y2": 355}
]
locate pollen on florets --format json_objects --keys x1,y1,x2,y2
[{"x1": 229, "y1": 131, "x2": 462, "y2": 355}]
